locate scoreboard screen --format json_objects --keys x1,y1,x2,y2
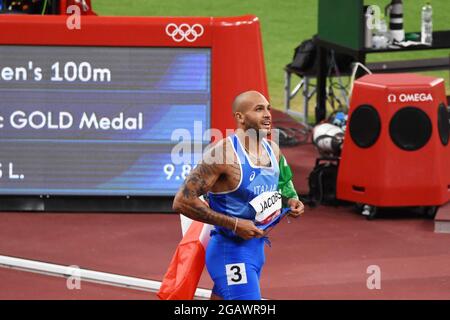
[
  {"x1": 0, "y1": 15, "x2": 268, "y2": 202},
  {"x1": 0, "y1": 46, "x2": 210, "y2": 196}
]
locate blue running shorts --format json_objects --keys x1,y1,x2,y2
[{"x1": 205, "y1": 231, "x2": 266, "y2": 300}]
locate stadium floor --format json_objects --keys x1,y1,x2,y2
[
  {"x1": 0, "y1": 267, "x2": 155, "y2": 300},
  {"x1": 1, "y1": 201, "x2": 450, "y2": 300}
]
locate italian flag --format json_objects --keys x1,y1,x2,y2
[{"x1": 157, "y1": 198, "x2": 213, "y2": 300}]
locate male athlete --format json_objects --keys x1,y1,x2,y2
[{"x1": 172, "y1": 90, "x2": 304, "y2": 300}]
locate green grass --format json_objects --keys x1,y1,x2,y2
[{"x1": 92, "y1": 0, "x2": 450, "y2": 116}]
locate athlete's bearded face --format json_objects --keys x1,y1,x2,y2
[{"x1": 240, "y1": 97, "x2": 272, "y2": 136}]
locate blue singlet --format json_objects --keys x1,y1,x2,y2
[{"x1": 206, "y1": 134, "x2": 279, "y2": 300}]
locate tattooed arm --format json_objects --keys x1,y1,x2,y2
[
  {"x1": 173, "y1": 159, "x2": 233, "y2": 228},
  {"x1": 172, "y1": 139, "x2": 264, "y2": 240}
]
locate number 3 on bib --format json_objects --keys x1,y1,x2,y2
[{"x1": 226, "y1": 263, "x2": 248, "y2": 285}]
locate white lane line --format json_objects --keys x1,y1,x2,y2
[{"x1": 0, "y1": 255, "x2": 211, "y2": 300}]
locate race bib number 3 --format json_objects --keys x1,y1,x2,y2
[
  {"x1": 250, "y1": 191, "x2": 282, "y2": 225},
  {"x1": 226, "y1": 263, "x2": 248, "y2": 286}
]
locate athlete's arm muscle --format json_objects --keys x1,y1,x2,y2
[
  {"x1": 173, "y1": 158, "x2": 235, "y2": 230},
  {"x1": 173, "y1": 139, "x2": 264, "y2": 240}
]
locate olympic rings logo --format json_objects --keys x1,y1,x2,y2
[{"x1": 165, "y1": 23, "x2": 204, "y2": 43}]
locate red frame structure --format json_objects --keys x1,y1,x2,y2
[{"x1": 0, "y1": 14, "x2": 268, "y2": 135}]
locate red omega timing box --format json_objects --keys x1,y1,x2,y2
[{"x1": 337, "y1": 73, "x2": 450, "y2": 207}]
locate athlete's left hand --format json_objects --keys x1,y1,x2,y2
[{"x1": 287, "y1": 198, "x2": 304, "y2": 218}]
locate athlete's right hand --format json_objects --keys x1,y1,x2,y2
[{"x1": 234, "y1": 218, "x2": 264, "y2": 240}]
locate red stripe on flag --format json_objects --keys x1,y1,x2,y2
[{"x1": 157, "y1": 220, "x2": 208, "y2": 300}]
